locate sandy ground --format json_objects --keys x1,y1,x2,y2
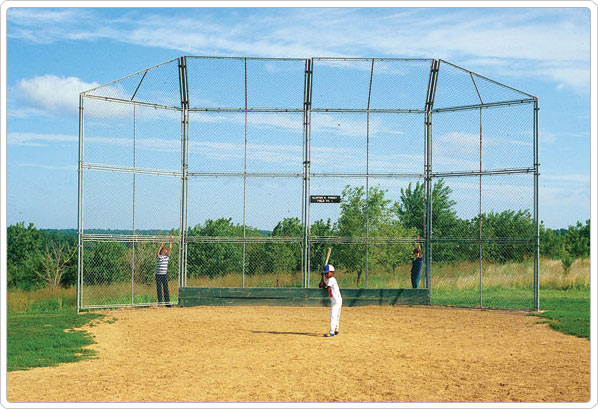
[{"x1": 6, "y1": 305, "x2": 590, "y2": 403}]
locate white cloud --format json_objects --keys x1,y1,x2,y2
[
  {"x1": 8, "y1": 132, "x2": 78, "y2": 147},
  {"x1": 16, "y1": 75, "x2": 100, "y2": 114},
  {"x1": 15, "y1": 163, "x2": 76, "y2": 171},
  {"x1": 541, "y1": 173, "x2": 590, "y2": 184},
  {"x1": 6, "y1": 8, "x2": 590, "y2": 95}
]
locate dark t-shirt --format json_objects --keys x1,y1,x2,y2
[{"x1": 411, "y1": 256, "x2": 423, "y2": 274}]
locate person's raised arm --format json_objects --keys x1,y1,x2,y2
[
  {"x1": 168, "y1": 235, "x2": 173, "y2": 256},
  {"x1": 156, "y1": 242, "x2": 164, "y2": 257}
]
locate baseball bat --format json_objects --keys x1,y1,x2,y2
[{"x1": 324, "y1": 247, "x2": 332, "y2": 266}]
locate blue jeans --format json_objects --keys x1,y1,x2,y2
[
  {"x1": 156, "y1": 274, "x2": 170, "y2": 303},
  {"x1": 411, "y1": 270, "x2": 421, "y2": 289}
]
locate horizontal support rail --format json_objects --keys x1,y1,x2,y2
[
  {"x1": 82, "y1": 234, "x2": 179, "y2": 242},
  {"x1": 81, "y1": 94, "x2": 181, "y2": 111},
  {"x1": 431, "y1": 237, "x2": 536, "y2": 244},
  {"x1": 83, "y1": 163, "x2": 182, "y2": 177},
  {"x1": 432, "y1": 99, "x2": 536, "y2": 113},
  {"x1": 313, "y1": 57, "x2": 434, "y2": 62},
  {"x1": 310, "y1": 172, "x2": 424, "y2": 178},
  {"x1": 81, "y1": 302, "x2": 174, "y2": 311},
  {"x1": 81, "y1": 233, "x2": 535, "y2": 245},
  {"x1": 189, "y1": 107, "x2": 304, "y2": 113},
  {"x1": 186, "y1": 55, "x2": 308, "y2": 61},
  {"x1": 187, "y1": 171, "x2": 303, "y2": 178},
  {"x1": 432, "y1": 168, "x2": 535, "y2": 178},
  {"x1": 82, "y1": 166, "x2": 532, "y2": 179},
  {"x1": 311, "y1": 108, "x2": 426, "y2": 114},
  {"x1": 310, "y1": 237, "x2": 419, "y2": 244},
  {"x1": 312, "y1": 237, "x2": 535, "y2": 244},
  {"x1": 186, "y1": 236, "x2": 303, "y2": 244}
]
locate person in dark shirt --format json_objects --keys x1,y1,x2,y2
[{"x1": 411, "y1": 242, "x2": 423, "y2": 289}]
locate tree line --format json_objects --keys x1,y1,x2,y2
[{"x1": 7, "y1": 181, "x2": 590, "y2": 289}]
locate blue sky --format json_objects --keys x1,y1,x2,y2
[{"x1": 2, "y1": 5, "x2": 593, "y2": 230}]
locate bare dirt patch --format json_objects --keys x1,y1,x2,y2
[{"x1": 7, "y1": 305, "x2": 590, "y2": 403}]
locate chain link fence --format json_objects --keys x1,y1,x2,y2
[{"x1": 78, "y1": 56, "x2": 539, "y2": 310}]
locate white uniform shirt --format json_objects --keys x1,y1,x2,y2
[{"x1": 326, "y1": 276, "x2": 342, "y2": 302}]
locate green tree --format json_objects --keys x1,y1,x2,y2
[
  {"x1": 334, "y1": 185, "x2": 404, "y2": 278},
  {"x1": 247, "y1": 218, "x2": 302, "y2": 276},
  {"x1": 478, "y1": 210, "x2": 535, "y2": 263},
  {"x1": 310, "y1": 218, "x2": 334, "y2": 271},
  {"x1": 83, "y1": 241, "x2": 129, "y2": 285},
  {"x1": 7, "y1": 222, "x2": 44, "y2": 289},
  {"x1": 540, "y1": 223, "x2": 567, "y2": 259},
  {"x1": 393, "y1": 179, "x2": 457, "y2": 238},
  {"x1": 565, "y1": 219, "x2": 590, "y2": 259},
  {"x1": 187, "y1": 218, "x2": 249, "y2": 279}
]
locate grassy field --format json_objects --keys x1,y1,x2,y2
[
  {"x1": 7, "y1": 310, "x2": 103, "y2": 371},
  {"x1": 531, "y1": 289, "x2": 591, "y2": 339},
  {"x1": 6, "y1": 257, "x2": 590, "y2": 372}
]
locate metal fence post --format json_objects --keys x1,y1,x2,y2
[
  {"x1": 77, "y1": 94, "x2": 84, "y2": 313},
  {"x1": 242, "y1": 58, "x2": 248, "y2": 288},
  {"x1": 178, "y1": 57, "x2": 190, "y2": 293},
  {"x1": 131, "y1": 106, "x2": 136, "y2": 306},
  {"x1": 302, "y1": 59, "x2": 313, "y2": 287},
  {"x1": 470, "y1": 74, "x2": 484, "y2": 309},
  {"x1": 424, "y1": 60, "x2": 439, "y2": 293},
  {"x1": 534, "y1": 99, "x2": 540, "y2": 311},
  {"x1": 365, "y1": 58, "x2": 375, "y2": 289}
]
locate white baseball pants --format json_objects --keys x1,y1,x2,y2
[{"x1": 329, "y1": 298, "x2": 342, "y2": 333}]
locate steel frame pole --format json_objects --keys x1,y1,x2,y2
[
  {"x1": 302, "y1": 59, "x2": 313, "y2": 288},
  {"x1": 471, "y1": 73, "x2": 484, "y2": 309},
  {"x1": 131, "y1": 106, "x2": 136, "y2": 306},
  {"x1": 365, "y1": 59, "x2": 375, "y2": 289},
  {"x1": 424, "y1": 60, "x2": 439, "y2": 292},
  {"x1": 479, "y1": 108, "x2": 483, "y2": 308},
  {"x1": 533, "y1": 99, "x2": 540, "y2": 310},
  {"x1": 178, "y1": 57, "x2": 190, "y2": 295},
  {"x1": 242, "y1": 58, "x2": 248, "y2": 288},
  {"x1": 77, "y1": 95, "x2": 84, "y2": 312}
]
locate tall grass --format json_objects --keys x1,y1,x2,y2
[
  {"x1": 7, "y1": 287, "x2": 77, "y2": 313},
  {"x1": 428, "y1": 258, "x2": 589, "y2": 290},
  {"x1": 8, "y1": 257, "x2": 588, "y2": 311}
]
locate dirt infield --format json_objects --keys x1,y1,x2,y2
[{"x1": 7, "y1": 305, "x2": 590, "y2": 403}]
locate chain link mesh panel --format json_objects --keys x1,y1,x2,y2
[
  {"x1": 369, "y1": 60, "x2": 433, "y2": 110},
  {"x1": 83, "y1": 98, "x2": 135, "y2": 167},
  {"x1": 81, "y1": 239, "x2": 179, "y2": 307},
  {"x1": 311, "y1": 112, "x2": 368, "y2": 174},
  {"x1": 481, "y1": 103, "x2": 535, "y2": 170},
  {"x1": 481, "y1": 173, "x2": 535, "y2": 239},
  {"x1": 83, "y1": 170, "x2": 133, "y2": 231},
  {"x1": 368, "y1": 112, "x2": 425, "y2": 174},
  {"x1": 187, "y1": 57, "x2": 246, "y2": 109},
  {"x1": 79, "y1": 56, "x2": 538, "y2": 310},
  {"x1": 246, "y1": 112, "x2": 304, "y2": 174}
]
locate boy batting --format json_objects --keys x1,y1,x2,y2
[{"x1": 319, "y1": 248, "x2": 342, "y2": 337}]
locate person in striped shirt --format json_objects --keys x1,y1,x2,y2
[{"x1": 155, "y1": 235, "x2": 172, "y2": 306}]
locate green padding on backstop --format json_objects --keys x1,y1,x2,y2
[{"x1": 178, "y1": 287, "x2": 429, "y2": 307}]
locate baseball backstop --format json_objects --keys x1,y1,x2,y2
[{"x1": 77, "y1": 56, "x2": 539, "y2": 311}]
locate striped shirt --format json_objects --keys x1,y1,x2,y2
[{"x1": 156, "y1": 255, "x2": 170, "y2": 275}]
